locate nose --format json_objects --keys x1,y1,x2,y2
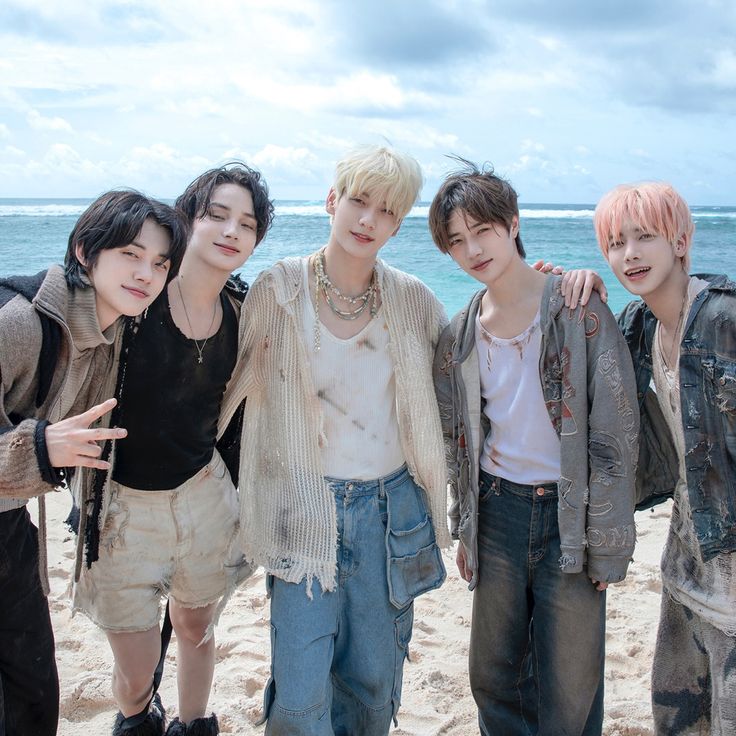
[
  {"x1": 359, "y1": 207, "x2": 377, "y2": 229},
  {"x1": 223, "y1": 217, "x2": 239, "y2": 239},
  {"x1": 623, "y1": 237, "x2": 640, "y2": 260},
  {"x1": 134, "y1": 260, "x2": 153, "y2": 283},
  {"x1": 465, "y1": 237, "x2": 483, "y2": 259}
]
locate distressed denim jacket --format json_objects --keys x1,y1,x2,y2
[
  {"x1": 618, "y1": 273, "x2": 736, "y2": 562},
  {"x1": 434, "y1": 275, "x2": 639, "y2": 590}
]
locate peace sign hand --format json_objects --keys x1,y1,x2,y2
[{"x1": 45, "y1": 398, "x2": 126, "y2": 470}]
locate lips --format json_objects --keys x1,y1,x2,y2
[
  {"x1": 471, "y1": 259, "x2": 493, "y2": 271},
  {"x1": 351, "y1": 231, "x2": 374, "y2": 244},
  {"x1": 122, "y1": 286, "x2": 149, "y2": 299},
  {"x1": 215, "y1": 242, "x2": 240, "y2": 255},
  {"x1": 624, "y1": 266, "x2": 650, "y2": 280}
]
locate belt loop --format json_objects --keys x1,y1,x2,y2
[{"x1": 379, "y1": 477, "x2": 386, "y2": 499}]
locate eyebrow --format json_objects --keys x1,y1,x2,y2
[
  {"x1": 129, "y1": 240, "x2": 171, "y2": 260},
  {"x1": 209, "y1": 199, "x2": 257, "y2": 223}
]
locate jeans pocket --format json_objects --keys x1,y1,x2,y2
[
  {"x1": 385, "y1": 476, "x2": 446, "y2": 608},
  {"x1": 478, "y1": 473, "x2": 496, "y2": 503}
]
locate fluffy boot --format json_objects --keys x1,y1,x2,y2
[
  {"x1": 112, "y1": 693, "x2": 166, "y2": 735},
  {"x1": 165, "y1": 714, "x2": 219, "y2": 736}
]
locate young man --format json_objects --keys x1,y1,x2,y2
[
  {"x1": 72, "y1": 164, "x2": 274, "y2": 736},
  {"x1": 228, "y1": 145, "x2": 450, "y2": 735},
  {"x1": 429, "y1": 162, "x2": 639, "y2": 735},
  {"x1": 593, "y1": 182, "x2": 736, "y2": 735},
  {"x1": 0, "y1": 190, "x2": 186, "y2": 736}
]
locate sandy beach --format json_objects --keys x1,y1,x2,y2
[{"x1": 42, "y1": 491, "x2": 669, "y2": 735}]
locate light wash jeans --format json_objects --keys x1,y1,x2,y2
[
  {"x1": 470, "y1": 470, "x2": 606, "y2": 736},
  {"x1": 262, "y1": 465, "x2": 445, "y2": 736}
]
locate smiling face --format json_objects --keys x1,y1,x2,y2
[
  {"x1": 325, "y1": 187, "x2": 401, "y2": 262},
  {"x1": 605, "y1": 218, "x2": 686, "y2": 299},
  {"x1": 446, "y1": 209, "x2": 520, "y2": 286},
  {"x1": 186, "y1": 183, "x2": 258, "y2": 275},
  {"x1": 84, "y1": 217, "x2": 172, "y2": 331}
]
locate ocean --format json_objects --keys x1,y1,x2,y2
[{"x1": 1, "y1": 199, "x2": 734, "y2": 316}]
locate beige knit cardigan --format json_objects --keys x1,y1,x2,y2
[{"x1": 225, "y1": 256, "x2": 451, "y2": 593}]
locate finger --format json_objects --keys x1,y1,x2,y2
[
  {"x1": 76, "y1": 398, "x2": 118, "y2": 426},
  {"x1": 531, "y1": 259, "x2": 544, "y2": 272},
  {"x1": 74, "y1": 456, "x2": 112, "y2": 470},
  {"x1": 550, "y1": 265, "x2": 564, "y2": 275},
  {"x1": 569, "y1": 273, "x2": 584, "y2": 310},
  {"x1": 88, "y1": 427, "x2": 127, "y2": 442}
]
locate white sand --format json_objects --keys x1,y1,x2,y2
[{"x1": 43, "y1": 491, "x2": 669, "y2": 735}]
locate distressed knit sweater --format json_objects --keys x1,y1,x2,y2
[
  {"x1": 227, "y1": 256, "x2": 451, "y2": 593},
  {"x1": 0, "y1": 266, "x2": 119, "y2": 591}
]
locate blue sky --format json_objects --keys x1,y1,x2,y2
[{"x1": 1, "y1": 0, "x2": 735, "y2": 204}]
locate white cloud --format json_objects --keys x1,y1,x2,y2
[{"x1": 26, "y1": 109, "x2": 73, "y2": 132}]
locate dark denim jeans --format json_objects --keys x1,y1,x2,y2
[
  {"x1": 470, "y1": 470, "x2": 605, "y2": 736},
  {"x1": 0, "y1": 507, "x2": 59, "y2": 736},
  {"x1": 262, "y1": 466, "x2": 444, "y2": 736}
]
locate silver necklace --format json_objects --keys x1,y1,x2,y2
[
  {"x1": 175, "y1": 279, "x2": 218, "y2": 364},
  {"x1": 312, "y1": 249, "x2": 378, "y2": 351}
]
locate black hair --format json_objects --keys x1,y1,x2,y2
[
  {"x1": 175, "y1": 162, "x2": 275, "y2": 246},
  {"x1": 64, "y1": 190, "x2": 189, "y2": 289}
]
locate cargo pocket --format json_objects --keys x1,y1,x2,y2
[
  {"x1": 385, "y1": 475, "x2": 446, "y2": 609},
  {"x1": 391, "y1": 605, "x2": 414, "y2": 725}
]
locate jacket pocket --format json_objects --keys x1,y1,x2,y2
[{"x1": 384, "y1": 475, "x2": 446, "y2": 608}]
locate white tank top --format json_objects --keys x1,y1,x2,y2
[
  {"x1": 477, "y1": 310, "x2": 561, "y2": 484},
  {"x1": 300, "y1": 259, "x2": 405, "y2": 480}
]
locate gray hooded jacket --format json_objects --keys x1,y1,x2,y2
[{"x1": 433, "y1": 275, "x2": 639, "y2": 590}]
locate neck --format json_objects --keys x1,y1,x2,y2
[
  {"x1": 320, "y1": 242, "x2": 376, "y2": 295},
  {"x1": 483, "y1": 259, "x2": 546, "y2": 308},
  {"x1": 173, "y1": 263, "x2": 227, "y2": 308},
  {"x1": 643, "y1": 268, "x2": 690, "y2": 332}
]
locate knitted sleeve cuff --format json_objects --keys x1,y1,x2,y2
[{"x1": 34, "y1": 420, "x2": 66, "y2": 487}]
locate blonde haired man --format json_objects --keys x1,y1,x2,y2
[{"x1": 229, "y1": 145, "x2": 450, "y2": 735}]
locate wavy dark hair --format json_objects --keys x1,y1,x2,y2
[{"x1": 175, "y1": 162, "x2": 275, "y2": 246}]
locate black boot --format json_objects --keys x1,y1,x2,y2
[
  {"x1": 165, "y1": 714, "x2": 219, "y2": 736},
  {"x1": 112, "y1": 693, "x2": 166, "y2": 735}
]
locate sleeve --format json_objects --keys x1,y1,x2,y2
[
  {"x1": 0, "y1": 349, "x2": 58, "y2": 499},
  {"x1": 432, "y1": 323, "x2": 461, "y2": 538},
  {"x1": 583, "y1": 296, "x2": 639, "y2": 583}
]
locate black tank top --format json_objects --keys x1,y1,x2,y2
[{"x1": 112, "y1": 288, "x2": 238, "y2": 490}]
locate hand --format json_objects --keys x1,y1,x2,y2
[
  {"x1": 532, "y1": 259, "x2": 564, "y2": 275},
  {"x1": 560, "y1": 269, "x2": 608, "y2": 309},
  {"x1": 456, "y1": 543, "x2": 472, "y2": 582},
  {"x1": 592, "y1": 580, "x2": 609, "y2": 591},
  {"x1": 45, "y1": 398, "x2": 126, "y2": 470}
]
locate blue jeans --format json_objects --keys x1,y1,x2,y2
[
  {"x1": 262, "y1": 466, "x2": 445, "y2": 736},
  {"x1": 470, "y1": 470, "x2": 606, "y2": 736}
]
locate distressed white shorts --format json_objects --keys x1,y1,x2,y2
[{"x1": 73, "y1": 450, "x2": 245, "y2": 632}]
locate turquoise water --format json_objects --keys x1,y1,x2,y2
[{"x1": 1, "y1": 199, "x2": 734, "y2": 316}]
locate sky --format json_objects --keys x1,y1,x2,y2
[{"x1": 1, "y1": 0, "x2": 735, "y2": 204}]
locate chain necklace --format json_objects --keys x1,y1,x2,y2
[
  {"x1": 175, "y1": 279, "x2": 218, "y2": 364},
  {"x1": 312, "y1": 249, "x2": 378, "y2": 351},
  {"x1": 656, "y1": 281, "x2": 689, "y2": 412}
]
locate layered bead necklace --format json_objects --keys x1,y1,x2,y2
[{"x1": 312, "y1": 248, "x2": 378, "y2": 351}]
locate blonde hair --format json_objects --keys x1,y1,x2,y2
[
  {"x1": 594, "y1": 182, "x2": 694, "y2": 271},
  {"x1": 333, "y1": 145, "x2": 423, "y2": 221}
]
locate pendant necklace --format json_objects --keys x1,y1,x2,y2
[{"x1": 175, "y1": 279, "x2": 218, "y2": 364}]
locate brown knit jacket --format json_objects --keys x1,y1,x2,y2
[{"x1": 0, "y1": 266, "x2": 119, "y2": 591}]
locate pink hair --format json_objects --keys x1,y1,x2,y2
[{"x1": 594, "y1": 182, "x2": 694, "y2": 271}]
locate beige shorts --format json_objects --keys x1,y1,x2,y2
[{"x1": 73, "y1": 451, "x2": 244, "y2": 632}]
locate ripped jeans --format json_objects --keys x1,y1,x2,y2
[
  {"x1": 262, "y1": 465, "x2": 445, "y2": 736},
  {"x1": 470, "y1": 470, "x2": 606, "y2": 736}
]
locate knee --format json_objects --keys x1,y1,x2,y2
[{"x1": 171, "y1": 605, "x2": 213, "y2": 646}]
